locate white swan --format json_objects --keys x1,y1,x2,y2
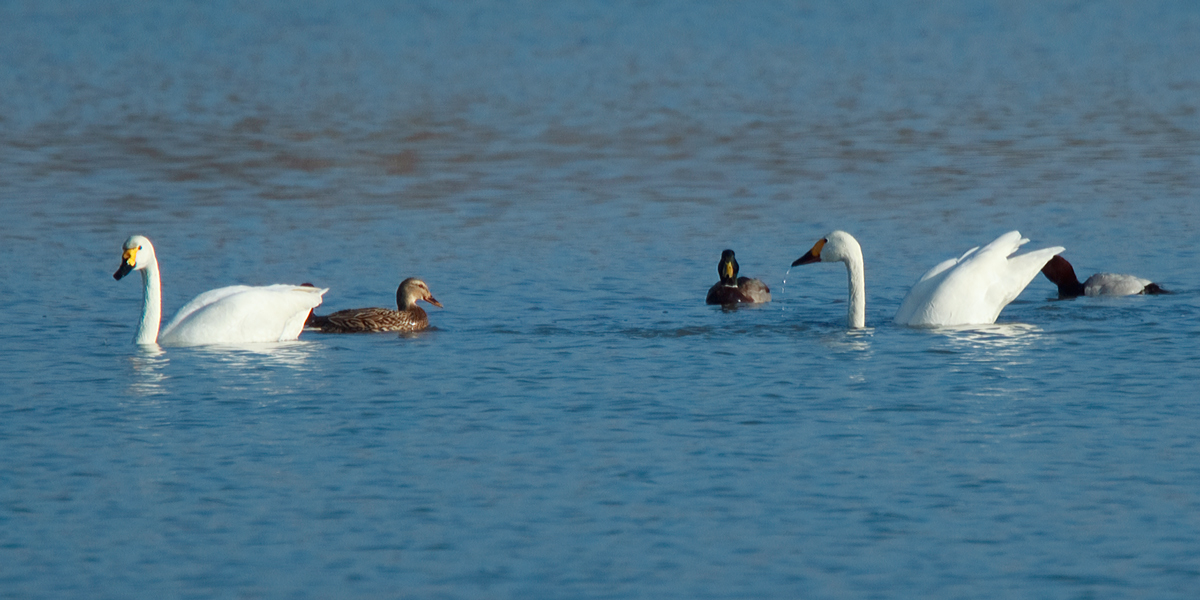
[
  {"x1": 894, "y1": 231, "x2": 1063, "y2": 326},
  {"x1": 791, "y1": 230, "x2": 1064, "y2": 328},
  {"x1": 1041, "y1": 254, "x2": 1170, "y2": 297},
  {"x1": 113, "y1": 235, "x2": 327, "y2": 346},
  {"x1": 791, "y1": 231, "x2": 866, "y2": 328}
]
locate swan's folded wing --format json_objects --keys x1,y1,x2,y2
[
  {"x1": 996, "y1": 245, "x2": 1065, "y2": 303},
  {"x1": 163, "y1": 285, "x2": 258, "y2": 333},
  {"x1": 975, "y1": 230, "x2": 1029, "y2": 259},
  {"x1": 916, "y1": 255, "x2": 968, "y2": 285},
  {"x1": 160, "y1": 284, "x2": 327, "y2": 345},
  {"x1": 953, "y1": 241, "x2": 1063, "y2": 324},
  {"x1": 895, "y1": 231, "x2": 1062, "y2": 327},
  {"x1": 895, "y1": 253, "x2": 973, "y2": 325}
]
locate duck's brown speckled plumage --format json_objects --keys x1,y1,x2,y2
[
  {"x1": 706, "y1": 249, "x2": 771, "y2": 305},
  {"x1": 306, "y1": 278, "x2": 442, "y2": 333}
]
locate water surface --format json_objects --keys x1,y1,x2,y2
[{"x1": 2, "y1": 1, "x2": 1200, "y2": 598}]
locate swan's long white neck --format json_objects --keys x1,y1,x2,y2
[
  {"x1": 135, "y1": 257, "x2": 162, "y2": 345},
  {"x1": 841, "y1": 245, "x2": 866, "y2": 329}
]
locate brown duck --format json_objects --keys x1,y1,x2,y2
[
  {"x1": 706, "y1": 249, "x2": 771, "y2": 305},
  {"x1": 306, "y1": 278, "x2": 442, "y2": 333}
]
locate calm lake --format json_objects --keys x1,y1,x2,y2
[{"x1": 2, "y1": 1, "x2": 1199, "y2": 598}]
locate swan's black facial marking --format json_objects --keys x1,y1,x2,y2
[
  {"x1": 114, "y1": 247, "x2": 138, "y2": 280},
  {"x1": 792, "y1": 238, "x2": 826, "y2": 267}
]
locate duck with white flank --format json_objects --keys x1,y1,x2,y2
[
  {"x1": 306, "y1": 278, "x2": 442, "y2": 333},
  {"x1": 1041, "y1": 254, "x2": 1170, "y2": 298},
  {"x1": 706, "y1": 249, "x2": 772, "y2": 305}
]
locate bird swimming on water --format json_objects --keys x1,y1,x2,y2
[
  {"x1": 306, "y1": 277, "x2": 442, "y2": 333},
  {"x1": 112, "y1": 234, "x2": 326, "y2": 346},
  {"x1": 791, "y1": 230, "x2": 1063, "y2": 328},
  {"x1": 1041, "y1": 254, "x2": 1169, "y2": 298},
  {"x1": 706, "y1": 249, "x2": 771, "y2": 305}
]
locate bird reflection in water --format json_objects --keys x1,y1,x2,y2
[{"x1": 128, "y1": 345, "x2": 169, "y2": 397}]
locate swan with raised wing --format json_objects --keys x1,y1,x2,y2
[
  {"x1": 791, "y1": 230, "x2": 1063, "y2": 328},
  {"x1": 113, "y1": 235, "x2": 327, "y2": 346}
]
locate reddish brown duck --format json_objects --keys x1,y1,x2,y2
[
  {"x1": 306, "y1": 278, "x2": 442, "y2": 333},
  {"x1": 1041, "y1": 254, "x2": 1169, "y2": 298}
]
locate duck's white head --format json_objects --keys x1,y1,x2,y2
[
  {"x1": 113, "y1": 235, "x2": 157, "y2": 280},
  {"x1": 792, "y1": 230, "x2": 861, "y2": 266}
]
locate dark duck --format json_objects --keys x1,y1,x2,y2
[{"x1": 706, "y1": 249, "x2": 772, "y2": 305}]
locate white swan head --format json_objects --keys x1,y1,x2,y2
[
  {"x1": 792, "y1": 230, "x2": 866, "y2": 329},
  {"x1": 113, "y1": 235, "x2": 156, "y2": 280},
  {"x1": 791, "y1": 230, "x2": 861, "y2": 267}
]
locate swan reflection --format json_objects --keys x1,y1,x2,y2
[
  {"x1": 933, "y1": 322, "x2": 1042, "y2": 363},
  {"x1": 128, "y1": 345, "x2": 169, "y2": 397},
  {"x1": 192, "y1": 342, "x2": 320, "y2": 400},
  {"x1": 821, "y1": 326, "x2": 874, "y2": 354},
  {"x1": 937, "y1": 322, "x2": 1040, "y2": 344},
  {"x1": 126, "y1": 341, "x2": 319, "y2": 399},
  {"x1": 191, "y1": 341, "x2": 319, "y2": 369},
  {"x1": 822, "y1": 327, "x2": 874, "y2": 384}
]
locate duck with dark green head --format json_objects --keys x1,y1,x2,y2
[{"x1": 706, "y1": 249, "x2": 772, "y2": 305}]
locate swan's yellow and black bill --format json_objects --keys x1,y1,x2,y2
[
  {"x1": 113, "y1": 247, "x2": 137, "y2": 280},
  {"x1": 792, "y1": 238, "x2": 826, "y2": 266}
]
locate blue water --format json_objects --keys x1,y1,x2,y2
[{"x1": 3, "y1": 1, "x2": 1200, "y2": 598}]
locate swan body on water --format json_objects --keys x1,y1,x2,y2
[
  {"x1": 306, "y1": 278, "x2": 443, "y2": 333},
  {"x1": 894, "y1": 231, "x2": 1063, "y2": 327},
  {"x1": 113, "y1": 235, "x2": 327, "y2": 346},
  {"x1": 706, "y1": 249, "x2": 772, "y2": 305},
  {"x1": 1041, "y1": 255, "x2": 1169, "y2": 298}
]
